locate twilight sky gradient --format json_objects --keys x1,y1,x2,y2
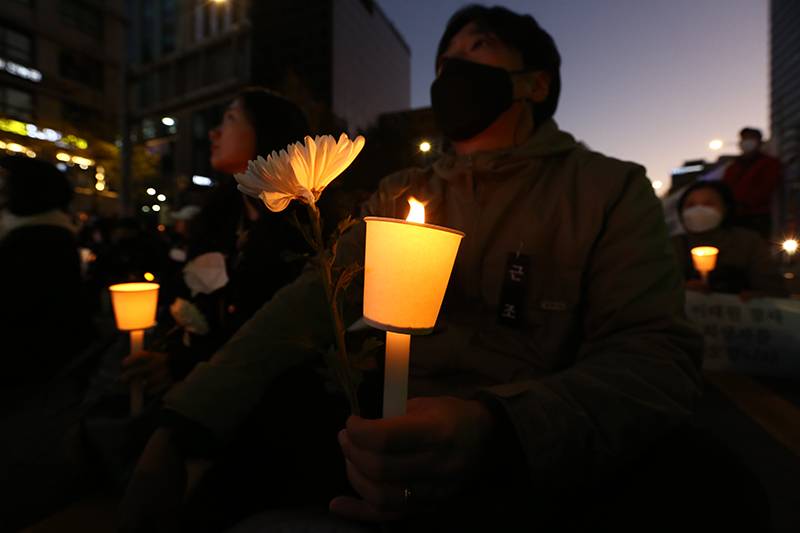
[{"x1": 375, "y1": 0, "x2": 768, "y2": 191}]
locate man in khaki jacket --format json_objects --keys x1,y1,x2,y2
[{"x1": 121, "y1": 5, "x2": 732, "y2": 531}]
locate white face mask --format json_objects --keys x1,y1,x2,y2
[
  {"x1": 740, "y1": 139, "x2": 759, "y2": 154},
  {"x1": 682, "y1": 205, "x2": 723, "y2": 233}
]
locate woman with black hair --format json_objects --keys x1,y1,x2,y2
[
  {"x1": 119, "y1": 88, "x2": 312, "y2": 395},
  {"x1": 672, "y1": 180, "x2": 785, "y2": 297}
]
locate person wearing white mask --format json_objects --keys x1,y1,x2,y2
[
  {"x1": 722, "y1": 127, "x2": 782, "y2": 238},
  {"x1": 672, "y1": 180, "x2": 785, "y2": 297}
]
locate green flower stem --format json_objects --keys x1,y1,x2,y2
[{"x1": 307, "y1": 203, "x2": 361, "y2": 416}]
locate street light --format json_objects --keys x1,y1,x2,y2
[
  {"x1": 783, "y1": 239, "x2": 798, "y2": 255},
  {"x1": 419, "y1": 141, "x2": 431, "y2": 153}
]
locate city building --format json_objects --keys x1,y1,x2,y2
[
  {"x1": 771, "y1": 0, "x2": 800, "y2": 232},
  {"x1": 126, "y1": 0, "x2": 410, "y2": 213},
  {"x1": 342, "y1": 106, "x2": 440, "y2": 193},
  {"x1": 0, "y1": 0, "x2": 125, "y2": 214},
  {"x1": 667, "y1": 156, "x2": 737, "y2": 196}
]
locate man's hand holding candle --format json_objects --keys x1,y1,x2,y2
[
  {"x1": 120, "y1": 350, "x2": 173, "y2": 395},
  {"x1": 330, "y1": 396, "x2": 495, "y2": 521}
]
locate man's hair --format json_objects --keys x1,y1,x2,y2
[
  {"x1": 436, "y1": 4, "x2": 562, "y2": 124},
  {"x1": 0, "y1": 155, "x2": 72, "y2": 216},
  {"x1": 739, "y1": 127, "x2": 763, "y2": 141}
]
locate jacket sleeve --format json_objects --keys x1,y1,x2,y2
[
  {"x1": 481, "y1": 169, "x2": 704, "y2": 489},
  {"x1": 162, "y1": 218, "x2": 368, "y2": 444},
  {"x1": 160, "y1": 171, "x2": 416, "y2": 444}
]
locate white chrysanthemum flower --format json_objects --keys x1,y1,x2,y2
[{"x1": 235, "y1": 133, "x2": 365, "y2": 212}]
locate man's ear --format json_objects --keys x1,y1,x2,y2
[{"x1": 515, "y1": 71, "x2": 551, "y2": 103}]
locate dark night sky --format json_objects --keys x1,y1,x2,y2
[{"x1": 375, "y1": 0, "x2": 768, "y2": 191}]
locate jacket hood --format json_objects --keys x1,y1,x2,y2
[{"x1": 432, "y1": 119, "x2": 579, "y2": 182}]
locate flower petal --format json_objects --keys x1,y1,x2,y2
[
  {"x1": 289, "y1": 136, "x2": 315, "y2": 192},
  {"x1": 314, "y1": 134, "x2": 365, "y2": 193},
  {"x1": 259, "y1": 191, "x2": 294, "y2": 213}
]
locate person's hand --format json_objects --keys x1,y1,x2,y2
[
  {"x1": 685, "y1": 279, "x2": 710, "y2": 293},
  {"x1": 330, "y1": 396, "x2": 494, "y2": 522},
  {"x1": 121, "y1": 351, "x2": 173, "y2": 394}
]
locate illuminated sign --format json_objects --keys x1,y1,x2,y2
[
  {"x1": 671, "y1": 164, "x2": 705, "y2": 176},
  {"x1": 0, "y1": 57, "x2": 42, "y2": 83},
  {"x1": 0, "y1": 118, "x2": 88, "y2": 150}
]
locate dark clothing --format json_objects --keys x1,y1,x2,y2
[
  {"x1": 186, "y1": 178, "x2": 245, "y2": 261},
  {"x1": 0, "y1": 223, "x2": 91, "y2": 388},
  {"x1": 178, "y1": 369, "x2": 768, "y2": 533},
  {"x1": 178, "y1": 366, "x2": 356, "y2": 533},
  {"x1": 723, "y1": 153, "x2": 782, "y2": 237},
  {"x1": 165, "y1": 180, "x2": 311, "y2": 381},
  {"x1": 672, "y1": 226, "x2": 786, "y2": 296}
]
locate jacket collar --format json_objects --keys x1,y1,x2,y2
[{"x1": 431, "y1": 119, "x2": 579, "y2": 182}]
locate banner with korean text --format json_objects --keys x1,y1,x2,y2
[{"x1": 686, "y1": 292, "x2": 800, "y2": 378}]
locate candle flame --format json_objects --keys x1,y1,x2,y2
[{"x1": 406, "y1": 197, "x2": 425, "y2": 224}]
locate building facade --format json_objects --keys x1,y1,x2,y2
[
  {"x1": 0, "y1": 0, "x2": 125, "y2": 213},
  {"x1": 126, "y1": 0, "x2": 410, "y2": 213},
  {"x1": 770, "y1": 0, "x2": 800, "y2": 231}
]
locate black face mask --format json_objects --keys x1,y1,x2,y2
[{"x1": 431, "y1": 58, "x2": 516, "y2": 141}]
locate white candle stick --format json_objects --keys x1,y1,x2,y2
[
  {"x1": 129, "y1": 329, "x2": 145, "y2": 416},
  {"x1": 383, "y1": 331, "x2": 411, "y2": 418},
  {"x1": 363, "y1": 198, "x2": 464, "y2": 420}
]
